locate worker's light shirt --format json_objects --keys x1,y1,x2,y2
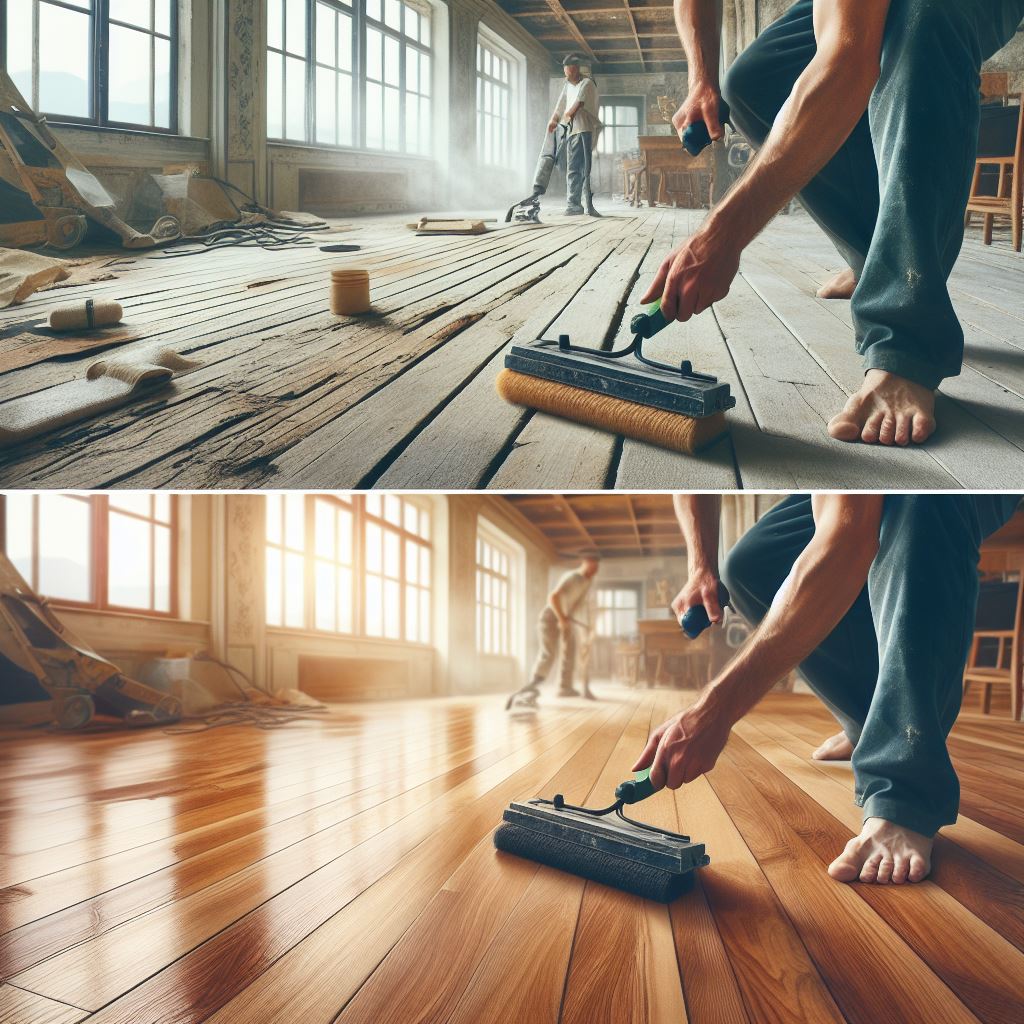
[
  {"x1": 554, "y1": 78, "x2": 600, "y2": 135},
  {"x1": 551, "y1": 569, "x2": 593, "y2": 619}
]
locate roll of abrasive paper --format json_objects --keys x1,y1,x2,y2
[{"x1": 48, "y1": 299, "x2": 124, "y2": 331}]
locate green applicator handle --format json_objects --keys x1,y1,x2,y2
[
  {"x1": 629, "y1": 299, "x2": 670, "y2": 340},
  {"x1": 615, "y1": 766, "x2": 657, "y2": 804}
]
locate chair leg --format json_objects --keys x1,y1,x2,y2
[
  {"x1": 1011, "y1": 168, "x2": 1021, "y2": 253},
  {"x1": 983, "y1": 212, "x2": 995, "y2": 246},
  {"x1": 982, "y1": 681, "x2": 993, "y2": 714}
]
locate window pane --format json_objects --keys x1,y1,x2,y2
[
  {"x1": 286, "y1": 0, "x2": 306, "y2": 54},
  {"x1": 109, "y1": 493, "x2": 151, "y2": 517},
  {"x1": 383, "y1": 35, "x2": 400, "y2": 86},
  {"x1": 154, "y1": 494, "x2": 171, "y2": 524},
  {"x1": 366, "y1": 493, "x2": 382, "y2": 517},
  {"x1": 338, "y1": 567, "x2": 353, "y2": 632},
  {"x1": 384, "y1": 0, "x2": 401, "y2": 30},
  {"x1": 419, "y1": 14, "x2": 430, "y2": 46},
  {"x1": 384, "y1": 494, "x2": 401, "y2": 526},
  {"x1": 39, "y1": 4, "x2": 91, "y2": 118},
  {"x1": 405, "y1": 539, "x2": 419, "y2": 584},
  {"x1": 314, "y1": 500, "x2": 335, "y2": 558},
  {"x1": 155, "y1": 0, "x2": 172, "y2": 36},
  {"x1": 405, "y1": 8, "x2": 419, "y2": 40},
  {"x1": 405, "y1": 583, "x2": 418, "y2": 641},
  {"x1": 420, "y1": 588, "x2": 429, "y2": 643},
  {"x1": 366, "y1": 574, "x2": 383, "y2": 636},
  {"x1": 384, "y1": 87, "x2": 400, "y2": 150},
  {"x1": 338, "y1": 14, "x2": 353, "y2": 72},
  {"x1": 284, "y1": 551, "x2": 304, "y2": 628},
  {"x1": 6, "y1": 492, "x2": 34, "y2": 584},
  {"x1": 268, "y1": 0, "x2": 283, "y2": 50},
  {"x1": 110, "y1": 0, "x2": 150, "y2": 29},
  {"x1": 285, "y1": 55, "x2": 307, "y2": 139},
  {"x1": 266, "y1": 495, "x2": 282, "y2": 544},
  {"x1": 109, "y1": 512, "x2": 151, "y2": 609},
  {"x1": 366, "y1": 81, "x2": 383, "y2": 147},
  {"x1": 6, "y1": 0, "x2": 33, "y2": 103},
  {"x1": 338, "y1": 72, "x2": 353, "y2": 146},
  {"x1": 316, "y1": 4, "x2": 336, "y2": 66},
  {"x1": 366, "y1": 522, "x2": 382, "y2": 573},
  {"x1": 154, "y1": 525, "x2": 171, "y2": 613},
  {"x1": 419, "y1": 545, "x2": 430, "y2": 586},
  {"x1": 155, "y1": 37, "x2": 171, "y2": 129},
  {"x1": 266, "y1": 549, "x2": 282, "y2": 626},
  {"x1": 37, "y1": 496, "x2": 90, "y2": 602},
  {"x1": 419, "y1": 53, "x2": 431, "y2": 97},
  {"x1": 267, "y1": 51, "x2": 284, "y2": 139},
  {"x1": 367, "y1": 0, "x2": 381, "y2": 20},
  {"x1": 284, "y1": 492, "x2": 305, "y2": 550},
  {"x1": 315, "y1": 560, "x2": 336, "y2": 631},
  {"x1": 366, "y1": 27, "x2": 382, "y2": 81},
  {"x1": 384, "y1": 530, "x2": 400, "y2": 579},
  {"x1": 109, "y1": 25, "x2": 150, "y2": 125},
  {"x1": 315, "y1": 67, "x2": 337, "y2": 144},
  {"x1": 339, "y1": 508, "x2": 353, "y2": 565}
]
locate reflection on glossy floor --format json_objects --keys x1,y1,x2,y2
[{"x1": 0, "y1": 689, "x2": 1021, "y2": 1023}]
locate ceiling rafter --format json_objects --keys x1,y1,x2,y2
[{"x1": 541, "y1": 0, "x2": 598, "y2": 62}]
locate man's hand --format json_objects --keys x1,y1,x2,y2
[
  {"x1": 641, "y1": 225, "x2": 740, "y2": 322},
  {"x1": 671, "y1": 79, "x2": 723, "y2": 144},
  {"x1": 671, "y1": 566, "x2": 724, "y2": 627},
  {"x1": 632, "y1": 697, "x2": 734, "y2": 789},
  {"x1": 547, "y1": 117, "x2": 559, "y2": 132}
]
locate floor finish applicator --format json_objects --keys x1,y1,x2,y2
[
  {"x1": 494, "y1": 766, "x2": 709, "y2": 902},
  {"x1": 496, "y1": 299, "x2": 735, "y2": 455}
]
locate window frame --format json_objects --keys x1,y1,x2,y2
[
  {"x1": 595, "y1": 584, "x2": 641, "y2": 639},
  {"x1": 0, "y1": 0, "x2": 180, "y2": 134},
  {"x1": 476, "y1": 532, "x2": 515, "y2": 657},
  {"x1": 475, "y1": 33, "x2": 513, "y2": 170},
  {"x1": 0, "y1": 493, "x2": 179, "y2": 618},
  {"x1": 597, "y1": 98, "x2": 643, "y2": 156},
  {"x1": 266, "y1": 0, "x2": 432, "y2": 155}
]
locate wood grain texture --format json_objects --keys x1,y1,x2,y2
[{"x1": 0, "y1": 691, "x2": 1020, "y2": 1024}]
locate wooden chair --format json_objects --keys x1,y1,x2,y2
[
  {"x1": 962, "y1": 573, "x2": 1024, "y2": 719},
  {"x1": 613, "y1": 641, "x2": 642, "y2": 688},
  {"x1": 622, "y1": 153, "x2": 655, "y2": 207},
  {"x1": 964, "y1": 96, "x2": 1023, "y2": 252}
]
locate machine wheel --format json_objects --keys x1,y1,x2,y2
[
  {"x1": 153, "y1": 695, "x2": 183, "y2": 722},
  {"x1": 57, "y1": 693, "x2": 95, "y2": 730},
  {"x1": 47, "y1": 214, "x2": 87, "y2": 251}
]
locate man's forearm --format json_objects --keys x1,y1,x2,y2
[
  {"x1": 674, "y1": 0, "x2": 723, "y2": 85},
  {"x1": 702, "y1": 532, "x2": 876, "y2": 722},
  {"x1": 673, "y1": 494, "x2": 721, "y2": 573},
  {"x1": 708, "y1": 48, "x2": 879, "y2": 250}
]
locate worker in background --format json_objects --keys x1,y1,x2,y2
[
  {"x1": 506, "y1": 554, "x2": 600, "y2": 710},
  {"x1": 548, "y1": 55, "x2": 601, "y2": 216},
  {"x1": 646, "y1": 0, "x2": 1024, "y2": 447},
  {"x1": 633, "y1": 493, "x2": 1020, "y2": 884}
]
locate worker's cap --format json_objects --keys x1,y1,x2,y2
[{"x1": 562, "y1": 54, "x2": 583, "y2": 67}]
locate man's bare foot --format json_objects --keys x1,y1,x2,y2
[
  {"x1": 812, "y1": 732, "x2": 854, "y2": 760},
  {"x1": 827, "y1": 370, "x2": 936, "y2": 445},
  {"x1": 817, "y1": 268, "x2": 856, "y2": 299},
  {"x1": 828, "y1": 817, "x2": 933, "y2": 884}
]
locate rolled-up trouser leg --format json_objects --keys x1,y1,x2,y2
[
  {"x1": 853, "y1": 495, "x2": 987, "y2": 836},
  {"x1": 558, "y1": 624, "x2": 577, "y2": 694},
  {"x1": 529, "y1": 609, "x2": 560, "y2": 687},
  {"x1": 721, "y1": 0, "x2": 879, "y2": 275},
  {"x1": 565, "y1": 134, "x2": 588, "y2": 210},
  {"x1": 852, "y1": 0, "x2": 1024, "y2": 388},
  {"x1": 721, "y1": 495, "x2": 879, "y2": 742}
]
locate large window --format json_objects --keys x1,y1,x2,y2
[
  {"x1": 595, "y1": 586, "x2": 640, "y2": 639},
  {"x1": 476, "y1": 36, "x2": 512, "y2": 169},
  {"x1": 3, "y1": 493, "x2": 176, "y2": 615},
  {"x1": 3, "y1": 0, "x2": 178, "y2": 131},
  {"x1": 476, "y1": 532, "x2": 515, "y2": 655},
  {"x1": 265, "y1": 493, "x2": 431, "y2": 644},
  {"x1": 268, "y1": 0, "x2": 431, "y2": 154},
  {"x1": 598, "y1": 101, "x2": 642, "y2": 155}
]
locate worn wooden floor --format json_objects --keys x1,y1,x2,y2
[
  {"x1": 1, "y1": 205, "x2": 1022, "y2": 490},
  {"x1": 0, "y1": 690, "x2": 1021, "y2": 1024}
]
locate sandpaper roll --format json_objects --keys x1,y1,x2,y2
[
  {"x1": 496, "y1": 368, "x2": 728, "y2": 455},
  {"x1": 48, "y1": 299, "x2": 124, "y2": 332}
]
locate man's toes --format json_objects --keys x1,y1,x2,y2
[
  {"x1": 876, "y1": 856, "x2": 895, "y2": 884},
  {"x1": 877, "y1": 414, "x2": 896, "y2": 446},
  {"x1": 908, "y1": 854, "x2": 930, "y2": 882},
  {"x1": 894, "y1": 414, "x2": 911, "y2": 446},
  {"x1": 861, "y1": 412, "x2": 884, "y2": 444},
  {"x1": 911, "y1": 413, "x2": 936, "y2": 444},
  {"x1": 828, "y1": 413, "x2": 863, "y2": 443},
  {"x1": 828, "y1": 845, "x2": 864, "y2": 882},
  {"x1": 858, "y1": 852, "x2": 882, "y2": 883},
  {"x1": 891, "y1": 855, "x2": 910, "y2": 884}
]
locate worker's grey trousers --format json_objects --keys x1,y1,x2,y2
[
  {"x1": 529, "y1": 608, "x2": 577, "y2": 694},
  {"x1": 721, "y1": 0, "x2": 1024, "y2": 389},
  {"x1": 565, "y1": 132, "x2": 592, "y2": 211},
  {"x1": 721, "y1": 494, "x2": 1019, "y2": 837}
]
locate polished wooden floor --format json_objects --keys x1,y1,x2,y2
[
  {"x1": 0, "y1": 689, "x2": 1021, "y2": 1023},
  {"x1": 1, "y1": 205, "x2": 1022, "y2": 489}
]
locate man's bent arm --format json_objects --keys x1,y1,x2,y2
[
  {"x1": 709, "y1": 0, "x2": 890, "y2": 251},
  {"x1": 673, "y1": 494, "x2": 722, "y2": 574},
  {"x1": 703, "y1": 495, "x2": 882, "y2": 723},
  {"x1": 675, "y1": 0, "x2": 723, "y2": 89}
]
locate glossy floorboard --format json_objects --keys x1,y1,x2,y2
[
  {"x1": 1, "y1": 205, "x2": 1022, "y2": 490},
  {"x1": 0, "y1": 690, "x2": 1021, "y2": 1023}
]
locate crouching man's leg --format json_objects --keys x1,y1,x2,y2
[{"x1": 829, "y1": 495, "x2": 982, "y2": 884}]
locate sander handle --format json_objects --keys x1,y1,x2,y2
[
  {"x1": 681, "y1": 99, "x2": 732, "y2": 157},
  {"x1": 680, "y1": 581, "x2": 731, "y2": 639},
  {"x1": 615, "y1": 766, "x2": 656, "y2": 804}
]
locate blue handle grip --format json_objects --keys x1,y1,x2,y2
[
  {"x1": 680, "y1": 581, "x2": 731, "y2": 639},
  {"x1": 681, "y1": 99, "x2": 731, "y2": 157}
]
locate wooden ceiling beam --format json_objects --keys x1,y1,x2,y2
[
  {"x1": 540, "y1": 0, "x2": 598, "y2": 62},
  {"x1": 559, "y1": 497, "x2": 599, "y2": 553},
  {"x1": 622, "y1": 0, "x2": 645, "y2": 70}
]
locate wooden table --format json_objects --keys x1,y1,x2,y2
[
  {"x1": 637, "y1": 134, "x2": 715, "y2": 208},
  {"x1": 638, "y1": 617, "x2": 711, "y2": 688}
]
